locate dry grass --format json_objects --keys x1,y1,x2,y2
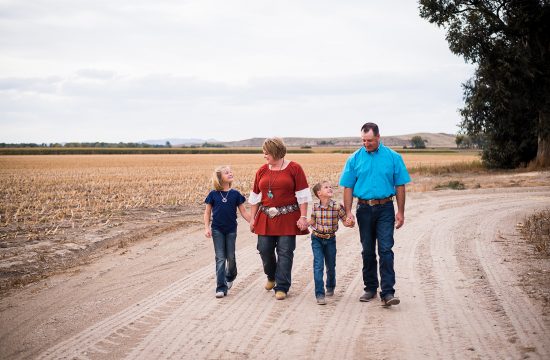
[{"x1": 519, "y1": 209, "x2": 550, "y2": 256}]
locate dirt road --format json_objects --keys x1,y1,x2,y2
[{"x1": 1, "y1": 187, "x2": 549, "y2": 359}]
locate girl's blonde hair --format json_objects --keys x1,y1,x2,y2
[{"x1": 212, "y1": 165, "x2": 232, "y2": 191}]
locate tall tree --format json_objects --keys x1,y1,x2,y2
[{"x1": 419, "y1": 0, "x2": 550, "y2": 168}]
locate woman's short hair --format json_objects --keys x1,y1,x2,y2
[
  {"x1": 211, "y1": 165, "x2": 231, "y2": 191},
  {"x1": 262, "y1": 137, "x2": 287, "y2": 160}
]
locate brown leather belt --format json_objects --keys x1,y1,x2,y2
[
  {"x1": 357, "y1": 196, "x2": 393, "y2": 206},
  {"x1": 312, "y1": 231, "x2": 334, "y2": 239}
]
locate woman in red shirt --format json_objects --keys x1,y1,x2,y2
[{"x1": 249, "y1": 137, "x2": 311, "y2": 300}]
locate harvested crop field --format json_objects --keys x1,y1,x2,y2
[{"x1": 1, "y1": 153, "x2": 549, "y2": 359}]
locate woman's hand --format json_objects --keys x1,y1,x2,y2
[
  {"x1": 296, "y1": 216, "x2": 308, "y2": 231},
  {"x1": 249, "y1": 221, "x2": 255, "y2": 233},
  {"x1": 204, "y1": 228, "x2": 211, "y2": 238}
]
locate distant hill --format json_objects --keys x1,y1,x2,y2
[
  {"x1": 219, "y1": 133, "x2": 457, "y2": 148},
  {"x1": 142, "y1": 138, "x2": 219, "y2": 146}
]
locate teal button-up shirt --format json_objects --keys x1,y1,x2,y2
[{"x1": 339, "y1": 143, "x2": 411, "y2": 200}]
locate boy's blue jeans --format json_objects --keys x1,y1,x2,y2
[
  {"x1": 257, "y1": 235, "x2": 296, "y2": 293},
  {"x1": 311, "y1": 234, "x2": 337, "y2": 298},
  {"x1": 211, "y1": 229, "x2": 237, "y2": 294},
  {"x1": 356, "y1": 201, "x2": 396, "y2": 299}
]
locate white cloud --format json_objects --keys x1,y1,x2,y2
[{"x1": 0, "y1": 0, "x2": 474, "y2": 143}]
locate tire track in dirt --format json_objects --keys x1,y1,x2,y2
[
  {"x1": 36, "y1": 187, "x2": 550, "y2": 359},
  {"x1": 410, "y1": 188, "x2": 550, "y2": 359}
]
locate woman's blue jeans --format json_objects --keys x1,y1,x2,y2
[
  {"x1": 257, "y1": 235, "x2": 296, "y2": 293},
  {"x1": 356, "y1": 202, "x2": 396, "y2": 299},
  {"x1": 212, "y1": 229, "x2": 237, "y2": 293},
  {"x1": 311, "y1": 235, "x2": 336, "y2": 297}
]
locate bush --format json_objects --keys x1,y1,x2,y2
[
  {"x1": 433, "y1": 180, "x2": 466, "y2": 190},
  {"x1": 519, "y1": 209, "x2": 550, "y2": 256}
]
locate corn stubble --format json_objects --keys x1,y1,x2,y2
[{"x1": 0, "y1": 152, "x2": 477, "y2": 243}]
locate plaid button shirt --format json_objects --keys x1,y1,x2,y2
[{"x1": 310, "y1": 200, "x2": 347, "y2": 237}]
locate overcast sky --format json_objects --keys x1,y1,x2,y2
[{"x1": 0, "y1": 0, "x2": 474, "y2": 143}]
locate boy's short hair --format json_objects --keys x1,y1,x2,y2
[
  {"x1": 262, "y1": 137, "x2": 287, "y2": 160},
  {"x1": 312, "y1": 181, "x2": 329, "y2": 199},
  {"x1": 211, "y1": 165, "x2": 231, "y2": 191}
]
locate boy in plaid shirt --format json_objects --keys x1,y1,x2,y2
[{"x1": 309, "y1": 181, "x2": 354, "y2": 305}]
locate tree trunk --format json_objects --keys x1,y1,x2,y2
[{"x1": 535, "y1": 110, "x2": 550, "y2": 168}]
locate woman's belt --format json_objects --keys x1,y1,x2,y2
[{"x1": 259, "y1": 204, "x2": 299, "y2": 219}]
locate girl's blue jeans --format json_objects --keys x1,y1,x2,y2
[{"x1": 211, "y1": 229, "x2": 237, "y2": 293}]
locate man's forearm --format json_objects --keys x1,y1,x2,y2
[
  {"x1": 395, "y1": 185, "x2": 405, "y2": 214},
  {"x1": 344, "y1": 187, "x2": 354, "y2": 214}
]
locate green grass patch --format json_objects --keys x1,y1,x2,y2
[{"x1": 0, "y1": 147, "x2": 313, "y2": 155}]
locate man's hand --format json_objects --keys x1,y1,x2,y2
[
  {"x1": 345, "y1": 214, "x2": 356, "y2": 228},
  {"x1": 395, "y1": 212, "x2": 404, "y2": 229}
]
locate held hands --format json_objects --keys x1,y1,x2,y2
[
  {"x1": 296, "y1": 216, "x2": 308, "y2": 231},
  {"x1": 344, "y1": 214, "x2": 356, "y2": 228},
  {"x1": 204, "y1": 228, "x2": 211, "y2": 238}
]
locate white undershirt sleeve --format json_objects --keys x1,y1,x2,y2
[
  {"x1": 248, "y1": 191, "x2": 262, "y2": 205},
  {"x1": 295, "y1": 188, "x2": 312, "y2": 205}
]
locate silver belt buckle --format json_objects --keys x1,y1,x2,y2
[{"x1": 267, "y1": 207, "x2": 279, "y2": 218}]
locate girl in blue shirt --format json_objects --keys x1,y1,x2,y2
[{"x1": 204, "y1": 165, "x2": 251, "y2": 298}]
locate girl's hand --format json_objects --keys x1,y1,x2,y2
[
  {"x1": 204, "y1": 229, "x2": 211, "y2": 238},
  {"x1": 249, "y1": 222, "x2": 255, "y2": 233}
]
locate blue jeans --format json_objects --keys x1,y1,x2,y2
[
  {"x1": 311, "y1": 235, "x2": 336, "y2": 297},
  {"x1": 257, "y1": 235, "x2": 296, "y2": 293},
  {"x1": 356, "y1": 201, "x2": 396, "y2": 299},
  {"x1": 212, "y1": 229, "x2": 237, "y2": 293}
]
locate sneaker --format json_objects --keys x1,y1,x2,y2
[
  {"x1": 359, "y1": 290, "x2": 377, "y2": 302},
  {"x1": 326, "y1": 288, "x2": 334, "y2": 297},
  {"x1": 382, "y1": 294, "x2": 400, "y2": 307},
  {"x1": 316, "y1": 296, "x2": 327, "y2": 305},
  {"x1": 275, "y1": 291, "x2": 287, "y2": 300},
  {"x1": 226, "y1": 281, "x2": 233, "y2": 290},
  {"x1": 215, "y1": 291, "x2": 225, "y2": 298},
  {"x1": 265, "y1": 279, "x2": 276, "y2": 291}
]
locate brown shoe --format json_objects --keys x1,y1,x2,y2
[
  {"x1": 275, "y1": 291, "x2": 286, "y2": 300},
  {"x1": 265, "y1": 279, "x2": 276, "y2": 291}
]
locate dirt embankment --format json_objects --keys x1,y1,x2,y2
[{"x1": 1, "y1": 185, "x2": 549, "y2": 359}]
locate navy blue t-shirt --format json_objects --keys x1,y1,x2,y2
[{"x1": 205, "y1": 189, "x2": 246, "y2": 234}]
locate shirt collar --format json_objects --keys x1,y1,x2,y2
[
  {"x1": 364, "y1": 141, "x2": 382, "y2": 154},
  {"x1": 316, "y1": 199, "x2": 336, "y2": 208}
]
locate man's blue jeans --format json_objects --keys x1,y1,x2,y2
[
  {"x1": 311, "y1": 235, "x2": 336, "y2": 297},
  {"x1": 212, "y1": 229, "x2": 237, "y2": 294},
  {"x1": 257, "y1": 235, "x2": 296, "y2": 293},
  {"x1": 356, "y1": 202, "x2": 396, "y2": 299}
]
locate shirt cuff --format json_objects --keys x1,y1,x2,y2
[
  {"x1": 248, "y1": 191, "x2": 262, "y2": 205},
  {"x1": 295, "y1": 188, "x2": 312, "y2": 205}
]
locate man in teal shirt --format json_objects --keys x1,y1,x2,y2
[{"x1": 339, "y1": 122, "x2": 411, "y2": 306}]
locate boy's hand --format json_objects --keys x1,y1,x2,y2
[{"x1": 344, "y1": 215, "x2": 356, "y2": 227}]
